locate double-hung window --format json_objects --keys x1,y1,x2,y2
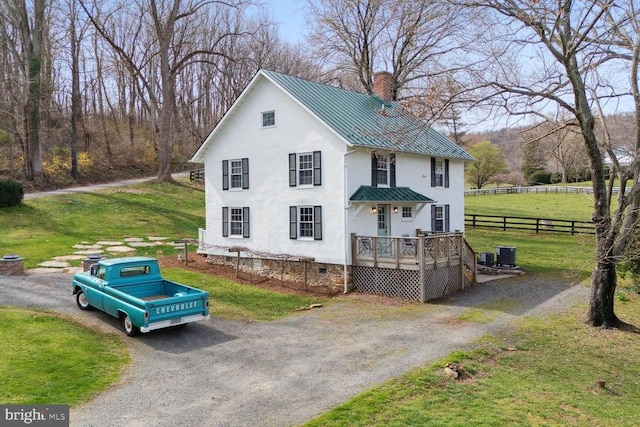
[
  {"x1": 377, "y1": 155, "x2": 389, "y2": 186},
  {"x1": 222, "y1": 207, "x2": 250, "y2": 238},
  {"x1": 289, "y1": 151, "x2": 321, "y2": 186},
  {"x1": 431, "y1": 205, "x2": 450, "y2": 232},
  {"x1": 289, "y1": 206, "x2": 322, "y2": 240},
  {"x1": 298, "y1": 153, "x2": 313, "y2": 185},
  {"x1": 431, "y1": 157, "x2": 449, "y2": 188},
  {"x1": 230, "y1": 160, "x2": 243, "y2": 188},
  {"x1": 371, "y1": 152, "x2": 396, "y2": 187},
  {"x1": 222, "y1": 158, "x2": 249, "y2": 190}
]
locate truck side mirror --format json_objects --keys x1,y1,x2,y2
[{"x1": 90, "y1": 265, "x2": 97, "y2": 276}]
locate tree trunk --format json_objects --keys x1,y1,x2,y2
[
  {"x1": 18, "y1": 0, "x2": 46, "y2": 183},
  {"x1": 70, "y1": 3, "x2": 81, "y2": 181},
  {"x1": 588, "y1": 254, "x2": 620, "y2": 327}
]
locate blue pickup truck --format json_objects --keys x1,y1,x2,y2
[{"x1": 72, "y1": 256, "x2": 210, "y2": 336}]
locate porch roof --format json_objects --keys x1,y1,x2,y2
[{"x1": 349, "y1": 185, "x2": 435, "y2": 203}]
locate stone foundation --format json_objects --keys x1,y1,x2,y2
[
  {"x1": 205, "y1": 254, "x2": 351, "y2": 291},
  {"x1": 0, "y1": 256, "x2": 24, "y2": 275}
]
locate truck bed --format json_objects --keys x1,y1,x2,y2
[
  {"x1": 141, "y1": 294, "x2": 171, "y2": 301},
  {"x1": 109, "y1": 280, "x2": 202, "y2": 301}
]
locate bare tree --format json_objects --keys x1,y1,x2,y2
[
  {"x1": 81, "y1": 0, "x2": 255, "y2": 181},
  {"x1": 307, "y1": 0, "x2": 468, "y2": 110},
  {"x1": 455, "y1": 0, "x2": 640, "y2": 328},
  {"x1": 0, "y1": 0, "x2": 47, "y2": 182}
]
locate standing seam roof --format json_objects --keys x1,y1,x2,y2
[{"x1": 262, "y1": 70, "x2": 474, "y2": 161}]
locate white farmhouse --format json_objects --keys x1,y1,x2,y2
[{"x1": 190, "y1": 69, "x2": 474, "y2": 291}]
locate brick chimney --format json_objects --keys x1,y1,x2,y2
[{"x1": 373, "y1": 71, "x2": 393, "y2": 101}]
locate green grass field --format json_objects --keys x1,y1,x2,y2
[
  {"x1": 0, "y1": 180, "x2": 206, "y2": 268},
  {"x1": 0, "y1": 307, "x2": 129, "y2": 405}
]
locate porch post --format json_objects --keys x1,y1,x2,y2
[
  {"x1": 350, "y1": 233, "x2": 357, "y2": 266},
  {"x1": 459, "y1": 234, "x2": 465, "y2": 289},
  {"x1": 418, "y1": 236, "x2": 425, "y2": 303}
]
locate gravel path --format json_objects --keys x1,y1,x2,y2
[{"x1": 0, "y1": 271, "x2": 589, "y2": 426}]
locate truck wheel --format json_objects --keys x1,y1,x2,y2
[
  {"x1": 76, "y1": 290, "x2": 92, "y2": 311},
  {"x1": 122, "y1": 314, "x2": 140, "y2": 337}
]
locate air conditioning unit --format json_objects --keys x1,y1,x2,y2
[
  {"x1": 479, "y1": 252, "x2": 494, "y2": 266},
  {"x1": 496, "y1": 246, "x2": 516, "y2": 267}
]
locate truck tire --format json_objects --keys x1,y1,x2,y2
[
  {"x1": 76, "y1": 290, "x2": 92, "y2": 311},
  {"x1": 122, "y1": 314, "x2": 140, "y2": 337}
]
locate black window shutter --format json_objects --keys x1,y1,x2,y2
[
  {"x1": 289, "y1": 206, "x2": 297, "y2": 239},
  {"x1": 445, "y1": 205, "x2": 450, "y2": 232},
  {"x1": 444, "y1": 159, "x2": 450, "y2": 188},
  {"x1": 430, "y1": 157, "x2": 436, "y2": 188},
  {"x1": 222, "y1": 160, "x2": 229, "y2": 190},
  {"x1": 313, "y1": 151, "x2": 322, "y2": 186},
  {"x1": 222, "y1": 207, "x2": 229, "y2": 237},
  {"x1": 390, "y1": 153, "x2": 396, "y2": 187},
  {"x1": 314, "y1": 206, "x2": 322, "y2": 240},
  {"x1": 371, "y1": 153, "x2": 378, "y2": 187},
  {"x1": 243, "y1": 207, "x2": 250, "y2": 238},
  {"x1": 289, "y1": 153, "x2": 297, "y2": 187},
  {"x1": 430, "y1": 205, "x2": 436, "y2": 231},
  {"x1": 242, "y1": 158, "x2": 249, "y2": 189}
]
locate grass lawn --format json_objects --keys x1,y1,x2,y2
[
  {"x1": 163, "y1": 268, "x2": 328, "y2": 321},
  {"x1": 0, "y1": 307, "x2": 129, "y2": 405},
  {"x1": 0, "y1": 179, "x2": 206, "y2": 268},
  {"x1": 304, "y1": 296, "x2": 640, "y2": 426},
  {"x1": 465, "y1": 192, "x2": 595, "y2": 220}
]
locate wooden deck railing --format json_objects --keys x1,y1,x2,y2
[{"x1": 350, "y1": 232, "x2": 477, "y2": 302}]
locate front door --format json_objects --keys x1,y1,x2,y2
[
  {"x1": 377, "y1": 204, "x2": 390, "y2": 236},
  {"x1": 377, "y1": 204, "x2": 391, "y2": 256}
]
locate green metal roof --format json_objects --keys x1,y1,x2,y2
[
  {"x1": 262, "y1": 69, "x2": 474, "y2": 161},
  {"x1": 350, "y1": 185, "x2": 435, "y2": 203}
]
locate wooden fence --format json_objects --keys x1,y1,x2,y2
[
  {"x1": 190, "y1": 169, "x2": 205, "y2": 182},
  {"x1": 351, "y1": 233, "x2": 477, "y2": 302},
  {"x1": 465, "y1": 186, "x2": 630, "y2": 196},
  {"x1": 465, "y1": 214, "x2": 594, "y2": 235}
]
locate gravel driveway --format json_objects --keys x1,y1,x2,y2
[{"x1": 0, "y1": 271, "x2": 589, "y2": 426}]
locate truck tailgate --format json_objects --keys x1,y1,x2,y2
[{"x1": 144, "y1": 293, "x2": 209, "y2": 330}]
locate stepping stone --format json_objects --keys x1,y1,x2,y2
[
  {"x1": 128, "y1": 242, "x2": 155, "y2": 247},
  {"x1": 124, "y1": 237, "x2": 144, "y2": 242},
  {"x1": 53, "y1": 255, "x2": 86, "y2": 261},
  {"x1": 73, "y1": 249, "x2": 105, "y2": 255},
  {"x1": 147, "y1": 236, "x2": 168, "y2": 241},
  {"x1": 96, "y1": 241, "x2": 124, "y2": 246},
  {"x1": 106, "y1": 246, "x2": 136, "y2": 253},
  {"x1": 38, "y1": 260, "x2": 70, "y2": 268},
  {"x1": 73, "y1": 244, "x2": 103, "y2": 250}
]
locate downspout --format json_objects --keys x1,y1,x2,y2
[{"x1": 343, "y1": 148, "x2": 357, "y2": 293}]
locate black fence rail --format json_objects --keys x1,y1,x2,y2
[
  {"x1": 190, "y1": 169, "x2": 205, "y2": 182},
  {"x1": 465, "y1": 214, "x2": 595, "y2": 235},
  {"x1": 465, "y1": 186, "x2": 630, "y2": 196}
]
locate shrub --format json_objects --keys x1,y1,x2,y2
[
  {"x1": 0, "y1": 177, "x2": 24, "y2": 207},
  {"x1": 43, "y1": 150, "x2": 94, "y2": 186},
  {"x1": 527, "y1": 170, "x2": 552, "y2": 185}
]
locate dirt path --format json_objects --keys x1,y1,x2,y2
[{"x1": 0, "y1": 271, "x2": 589, "y2": 426}]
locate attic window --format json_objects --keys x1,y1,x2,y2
[{"x1": 262, "y1": 110, "x2": 275, "y2": 128}]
